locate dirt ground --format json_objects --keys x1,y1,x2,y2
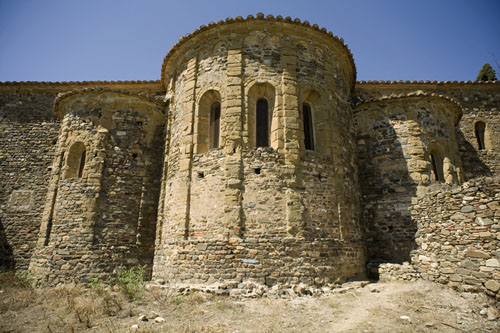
[{"x1": 0, "y1": 273, "x2": 498, "y2": 332}]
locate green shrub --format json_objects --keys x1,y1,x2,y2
[
  {"x1": 85, "y1": 266, "x2": 146, "y2": 301},
  {"x1": 14, "y1": 270, "x2": 35, "y2": 288},
  {"x1": 114, "y1": 266, "x2": 146, "y2": 301}
]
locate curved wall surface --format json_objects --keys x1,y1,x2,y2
[
  {"x1": 152, "y1": 17, "x2": 366, "y2": 286},
  {"x1": 354, "y1": 94, "x2": 463, "y2": 266}
]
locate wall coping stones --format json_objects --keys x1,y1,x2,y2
[
  {"x1": 353, "y1": 90, "x2": 464, "y2": 125},
  {"x1": 53, "y1": 86, "x2": 167, "y2": 119}
]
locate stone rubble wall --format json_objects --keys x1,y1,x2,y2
[
  {"x1": 379, "y1": 176, "x2": 500, "y2": 300},
  {"x1": 0, "y1": 82, "x2": 163, "y2": 271},
  {"x1": 0, "y1": 93, "x2": 59, "y2": 269},
  {"x1": 154, "y1": 237, "x2": 365, "y2": 288},
  {"x1": 28, "y1": 90, "x2": 166, "y2": 284}
]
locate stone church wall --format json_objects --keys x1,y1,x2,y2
[
  {"x1": 153, "y1": 16, "x2": 365, "y2": 286},
  {"x1": 354, "y1": 94, "x2": 463, "y2": 265},
  {"x1": 28, "y1": 89, "x2": 166, "y2": 284},
  {"x1": 0, "y1": 82, "x2": 162, "y2": 272},
  {"x1": 0, "y1": 15, "x2": 498, "y2": 296},
  {"x1": 0, "y1": 91, "x2": 59, "y2": 270}
]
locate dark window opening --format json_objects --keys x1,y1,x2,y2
[
  {"x1": 210, "y1": 102, "x2": 221, "y2": 149},
  {"x1": 430, "y1": 153, "x2": 441, "y2": 182},
  {"x1": 256, "y1": 98, "x2": 269, "y2": 147},
  {"x1": 475, "y1": 121, "x2": 486, "y2": 150},
  {"x1": 303, "y1": 103, "x2": 314, "y2": 150},
  {"x1": 254, "y1": 168, "x2": 261, "y2": 175},
  {"x1": 78, "y1": 150, "x2": 86, "y2": 178},
  {"x1": 197, "y1": 171, "x2": 205, "y2": 179},
  {"x1": 132, "y1": 153, "x2": 138, "y2": 160}
]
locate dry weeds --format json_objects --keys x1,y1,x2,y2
[{"x1": 0, "y1": 272, "x2": 498, "y2": 332}]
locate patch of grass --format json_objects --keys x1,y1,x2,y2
[
  {"x1": 14, "y1": 270, "x2": 35, "y2": 288},
  {"x1": 86, "y1": 266, "x2": 146, "y2": 301}
]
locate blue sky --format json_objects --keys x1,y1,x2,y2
[{"x1": 1, "y1": 0, "x2": 499, "y2": 82}]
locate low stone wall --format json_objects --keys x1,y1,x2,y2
[
  {"x1": 153, "y1": 237, "x2": 366, "y2": 288},
  {"x1": 379, "y1": 176, "x2": 500, "y2": 300}
]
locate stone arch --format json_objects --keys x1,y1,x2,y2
[
  {"x1": 212, "y1": 41, "x2": 227, "y2": 56},
  {"x1": 296, "y1": 40, "x2": 309, "y2": 52},
  {"x1": 427, "y1": 142, "x2": 445, "y2": 183},
  {"x1": 63, "y1": 141, "x2": 87, "y2": 179},
  {"x1": 313, "y1": 46, "x2": 324, "y2": 60},
  {"x1": 301, "y1": 89, "x2": 329, "y2": 154},
  {"x1": 264, "y1": 35, "x2": 280, "y2": 47},
  {"x1": 243, "y1": 35, "x2": 260, "y2": 48},
  {"x1": 195, "y1": 89, "x2": 222, "y2": 153},
  {"x1": 198, "y1": 47, "x2": 210, "y2": 61},
  {"x1": 246, "y1": 82, "x2": 276, "y2": 149}
]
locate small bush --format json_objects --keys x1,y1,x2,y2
[
  {"x1": 86, "y1": 266, "x2": 146, "y2": 301},
  {"x1": 115, "y1": 265, "x2": 146, "y2": 300},
  {"x1": 14, "y1": 270, "x2": 35, "y2": 288}
]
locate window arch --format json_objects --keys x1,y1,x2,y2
[
  {"x1": 210, "y1": 102, "x2": 221, "y2": 149},
  {"x1": 196, "y1": 90, "x2": 221, "y2": 153},
  {"x1": 247, "y1": 82, "x2": 276, "y2": 149},
  {"x1": 64, "y1": 142, "x2": 86, "y2": 179},
  {"x1": 256, "y1": 98, "x2": 269, "y2": 147},
  {"x1": 475, "y1": 121, "x2": 486, "y2": 150},
  {"x1": 302, "y1": 102, "x2": 315, "y2": 150}
]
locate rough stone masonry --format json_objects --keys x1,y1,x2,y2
[{"x1": 0, "y1": 14, "x2": 499, "y2": 298}]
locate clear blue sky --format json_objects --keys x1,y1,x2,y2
[{"x1": 1, "y1": 0, "x2": 499, "y2": 82}]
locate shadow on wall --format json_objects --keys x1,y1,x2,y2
[
  {"x1": 357, "y1": 116, "x2": 417, "y2": 278},
  {"x1": 456, "y1": 129, "x2": 491, "y2": 179},
  {"x1": 0, "y1": 218, "x2": 14, "y2": 270}
]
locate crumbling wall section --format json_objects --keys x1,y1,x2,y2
[{"x1": 379, "y1": 176, "x2": 500, "y2": 300}]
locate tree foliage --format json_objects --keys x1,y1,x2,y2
[{"x1": 476, "y1": 63, "x2": 497, "y2": 81}]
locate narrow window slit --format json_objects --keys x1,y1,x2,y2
[
  {"x1": 303, "y1": 103, "x2": 314, "y2": 150},
  {"x1": 256, "y1": 99, "x2": 269, "y2": 147},
  {"x1": 475, "y1": 121, "x2": 486, "y2": 150},
  {"x1": 78, "y1": 150, "x2": 86, "y2": 178},
  {"x1": 210, "y1": 102, "x2": 221, "y2": 149}
]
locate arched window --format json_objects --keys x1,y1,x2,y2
[
  {"x1": 256, "y1": 98, "x2": 269, "y2": 147},
  {"x1": 303, "y1": 103, "x2": 315, "y2": 150},
  {"x1": 210, "y1": 102, "x2": 221, "y2": 149},
  {"x1": 196, "y1": 90, "x2": 221, "y2": 153},
  {"x1": 475, "y1": 121, "x2": 486, "y2": 150},
  {"x1": 430, "y1": 151, "x2": 444, "y2": 182},
  {"x1": 64, "y1": 142, "x2": 86, "y2": 179}
]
